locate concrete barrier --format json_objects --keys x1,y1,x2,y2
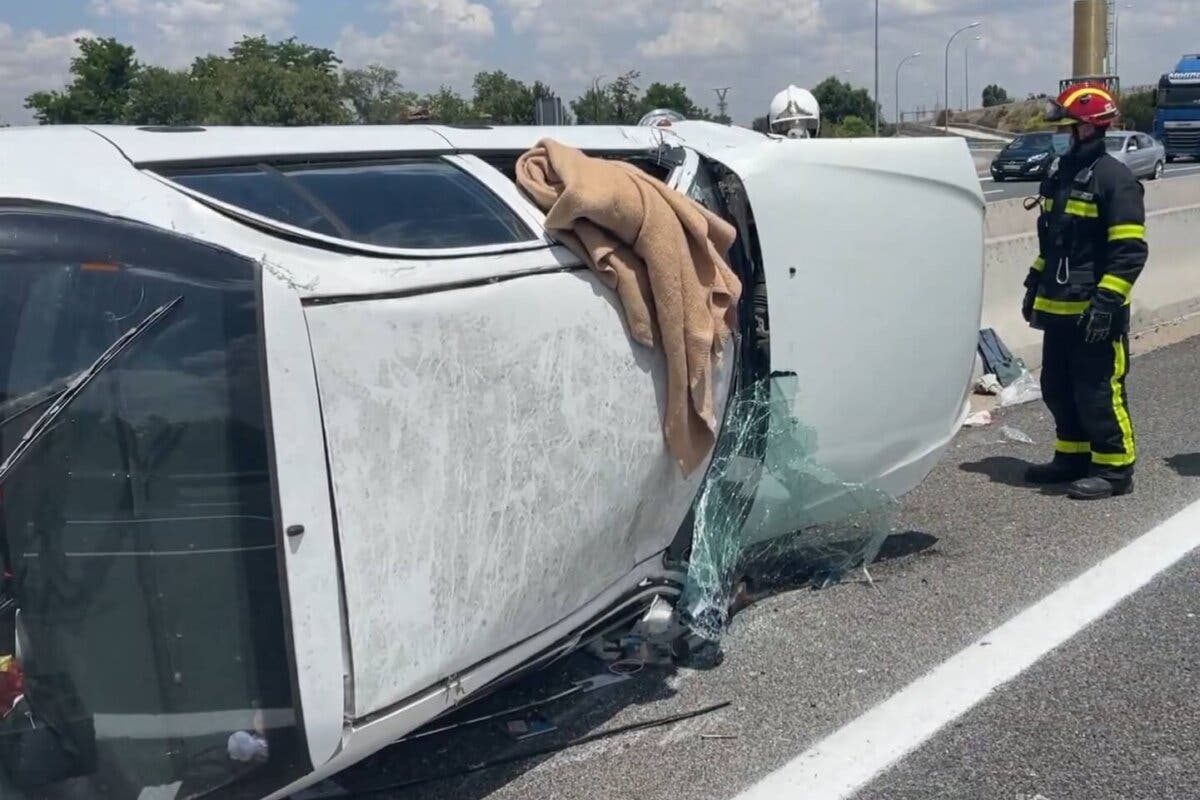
[{"x1": 982, "y1": 174, "x2": 1200, "y2": 368}]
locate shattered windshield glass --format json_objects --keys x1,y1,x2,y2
[{"x1": 682, "y1": 375, "x2": 895, "y2": 640}]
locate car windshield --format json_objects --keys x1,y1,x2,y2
[
  {"x1": 0, "y1": 209, "x2": 304, "y2": 800},
  {"x1": 1106, "y1": 135, "x2": 1127, "y2": 151},
  {"x1": 1008, "y1": 133, "x2": 1052, "y2": 150}
]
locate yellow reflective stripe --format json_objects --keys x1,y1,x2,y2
[
  {"x1": 1064, "y1": 199, "x2": 1099, "y2": 218},
  {"x1": 1056, "y1": 440, "x2": 1091, "y2": 455},
  {"x1": 1094, "y1": 340, "x2": 1136, "y2": 468},
  {"x1": 1041, "y1": 198, "x2": 1098, "y2": 217},
  {"x1": 1062, "y1": 85, "x2": 1115, "y2": 109},
  {"x1": 1033, "y1": 297, "x2": 1089, "y2": 315},
  {"x1": 1032, "y1": 256, "x2": 1046, "y2": 272},
  {"x1": 1108, "y1": 224, "x2": 1146, "y2": 241},
  {"x1": 1098, "y1": 274, "x2": 1134, "y2": 298}
]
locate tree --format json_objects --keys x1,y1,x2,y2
[
  {"x1": 125, "y1": 67, "x2": 208, "y2": 125},
  {"x1": 420, "y1": 86, "x2": 475, "y2": 124},
  {"x1": 811, "y1": 76, "x2": 879, "y2": 126},
  {"x1": 25, "y1": 37, "x2": 140, "y2": 123},
  {"x1": 571, "y1": 82, "x2": 616, "y2": 124},
  {"x1": 981, "y1": 84, "x2": 1011, "y2": 108},
  {"x1": 194, "y1": 36, "x2": 348, "y2": 125},
  {"x1": 831, "y1": 115, "x2": 872, "y2": 137},
  {"x1": 472, "y1": 70, "x2": 535, "y2": 124},
  {"x1": 342, "y1": 64, "x2": 419, "y2": 124},
  {"x1": 610, "y1": 70, "x2": 642, "y2": 123},
  {"x1": 637, "y1": 82, "x2": 713, "y2": 121},
  {"x1": 1120, "y1": 89, "x2": 1155, "y2": 133}
]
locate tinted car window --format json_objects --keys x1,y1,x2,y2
[
  {"x1": 1105, "y1": 135, "x2": 1126, "y2": 151},
  {"x1": 1137, "y1": 134, "x2": 1155, "y2": 149},
  {"x1": 167, "y1": 159, "x2": 535, "y2": 250},
  {"x1": 0, "y1": 209, "x2": 305, "y2": 800},
  {"x1": 170, "y1": 167, "x2": 340, "y2": 237}
]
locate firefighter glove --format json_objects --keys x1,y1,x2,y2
[{"x1": 1079, "y1": 292, "x2": 1121, "y2": 344}]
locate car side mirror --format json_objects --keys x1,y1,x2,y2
[{"x1": 1127, "y1": 141, "x2": 1138, "y2": 152}]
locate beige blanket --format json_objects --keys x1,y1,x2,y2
[{"x1": 516, "y1": 139, "x2": 743, "y2": 475}]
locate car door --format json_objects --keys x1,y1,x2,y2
[
  {"x1": 703, "y1": 136, "x2": 985, "y2": 530},
  {"x1": 1127, "y1": 135, "x2": 1149, "y2": 176},
  {"x1": 1138, "y1": 134, "x2": 1159, "y2": 175},
  {"x1": 289, "y1": 154, "x2": 728, "y2": 719}
]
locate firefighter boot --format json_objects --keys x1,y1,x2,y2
[
  {"x1": 1068, "y1": 474, "x2": 1134, "y2": 500},
  {"x1": 1024, "y1": 454, "x2": 1090, "y2": 485}
]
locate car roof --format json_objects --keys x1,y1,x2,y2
[{"x1": 78, "y1": 124, "x2": 688, "y2": 166}]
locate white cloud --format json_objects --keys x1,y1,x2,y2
[
  {"x1": 337, "y1": 0, "x2": 497, "y2": 91},
  {"x1": 383, "y1": 0, "x2": 495, "y2": 37},
  {"x1": 89, "y1": 0, "x2": 296, "y2": 65},
  {"x1": 639, "y1": 0, "x2": 822, "y2": 59},
  {"x1": 0, "y1": 24, "x2": 96, "y2": 125}
]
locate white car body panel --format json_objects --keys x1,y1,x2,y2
[
  {"x1": 0, "y1": 122, "x2": 984, "y2": 799},
  {"x1": 304, "y1": 272, "x2": 729, "y2": 718},
  {"x1": 716, "y1": 136, "x2": 984, "y2": 534}
]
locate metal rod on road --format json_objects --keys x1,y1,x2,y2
[
  {"x1": 896, "y1": 52, "x2": 921, "y2": 137},
  {"x1": 944, "y1": 21, "x2": 981, "y2": 132}
]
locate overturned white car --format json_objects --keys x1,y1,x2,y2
[{"x1": 0, "y1": 121, "x2": 984, "y2": 799}]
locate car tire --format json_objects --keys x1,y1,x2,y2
[
  {"x1": 993, "y1": 175, "x2": 1005, "y2": 182},
  {"x1": 1166, "y1": 155, "x2": 1176, "y2": 164},
  {"x1": 1152, "y1": 160, "x2": 1165, "y2": 180}
]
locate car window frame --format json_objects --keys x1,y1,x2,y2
[{"x1": 146, "y1": 154, "x2": 552, "y2": 260}]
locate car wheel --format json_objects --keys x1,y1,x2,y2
[
  {"x1": 1166, "y1": 155, "x2": 1176, "y2": 164},
  {"x1": 993, "y1": 175, "x2": 1005, "y2": 182},
  {"x1": 1152, "y1": 160, "x2": 1165, "y2": 180}
]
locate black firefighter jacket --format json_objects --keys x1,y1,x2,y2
[{"x1": 1025, "y1": 136, "x2": 1149, "y2": 333}]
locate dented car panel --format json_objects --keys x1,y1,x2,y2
[
  {"x1": 304, "y1": 274, "x2": 731, "y2": 719},
  {"x1": 0, "y1": 122, "x2": 984, "y2": 800}
]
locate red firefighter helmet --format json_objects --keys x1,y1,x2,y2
[{"x1": 1045, "y1": 81, "x2": 1120, "y2": 127}]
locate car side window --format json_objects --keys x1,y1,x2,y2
[
  {"x1": 163, "y1": 159, "x2": 536, "y2": 250},
  {"x1": 1137, "y1": 134, "x2": 1154, "y2": 150}
]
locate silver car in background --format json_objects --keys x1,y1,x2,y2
[{"x1": 1106, "y1": 130, "x2": 1167, "y2": 180}]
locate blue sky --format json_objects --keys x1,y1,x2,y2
[{"x1": 1, "y1": 1, "x2": 1195, "y2": 126}]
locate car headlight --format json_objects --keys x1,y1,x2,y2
[{"x1": 1028, "y1": 153, "x2": 1050, "y2": 163}]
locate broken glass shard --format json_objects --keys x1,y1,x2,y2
[{"x1": 682, "y1": 375, "x2": 897, "y2": 640}]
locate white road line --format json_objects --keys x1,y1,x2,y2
[
  {"x1": 1165, "y1": 165, "x2": 1200, "y2": 175},
  {"x1": 984, "y1": 189, "x2": 1006, "y2": 195},
  {"x1": 733, "y1": 496, "x2": 1200, "y2": 800}
]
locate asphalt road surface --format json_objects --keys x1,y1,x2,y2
[
  {"x1": 313, "y1": 334, "x2": 1200, "y2": 800},
  {"x1": 983, "y1": 160, "x2": 1200, "y2": 203}
]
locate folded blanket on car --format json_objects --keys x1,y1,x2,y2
[{"x1": 516, "y1": 138, "x2": 742, "y2": 475}]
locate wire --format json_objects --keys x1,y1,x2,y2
[
  {"x1": 394, "y1": 684, "x2": 583, "y2": 743},
  {"x1": 335, "y1": 701, "x2": 732, "y2": 798}
]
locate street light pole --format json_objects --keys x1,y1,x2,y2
[
  {"x1": 895, "y1": 52, "x2": 921, "y2": 135},
  {"x1": 965, "y1": 34, "x2": 982, "y2": 111},
  {"x1": 874, "y1": 0, "x2": 880, "y2": 136},
  {"x1": 944, "y1": 21, "x2": 981, "y2": 132},
  {"x1": 1115, "y1": 3, "x2": 1133, "y2": 77}
]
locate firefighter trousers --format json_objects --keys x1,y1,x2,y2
[{"x1": 1041, "y1": 328, "x2": 1137, "y2": 480}]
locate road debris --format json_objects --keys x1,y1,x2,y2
[
  {"x1": 1000, "y1": 370, "x2": 1042, "y2": 407},
  {"x1": 964, "y1": 410, "x2": 994, "y2": 427},
  {"x1": 975, "y1": 373, "x2": 1003, "y2": 395},
  {"x1": 1001, "y1": 426, "x2": 1036, "y2": 445}
]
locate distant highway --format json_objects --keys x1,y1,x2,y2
[{"x1": 982, "y1": 160, "x2": 1200, "y2": 203}]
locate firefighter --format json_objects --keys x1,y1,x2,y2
[{"x1": 1022, "y1": 81, "x2": 1148, "y2": 500}]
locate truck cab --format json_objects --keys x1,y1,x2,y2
[{"x1": 1154, "y1": 54, "x2": 1200, "y2": 162}]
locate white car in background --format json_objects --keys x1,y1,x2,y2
[
  {"x1": 1106, "y1": 130, "x2": 1168, "y2": 180},
  {"x1": 0, "y1": 122, "x2": 984, "y2": 800}
]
